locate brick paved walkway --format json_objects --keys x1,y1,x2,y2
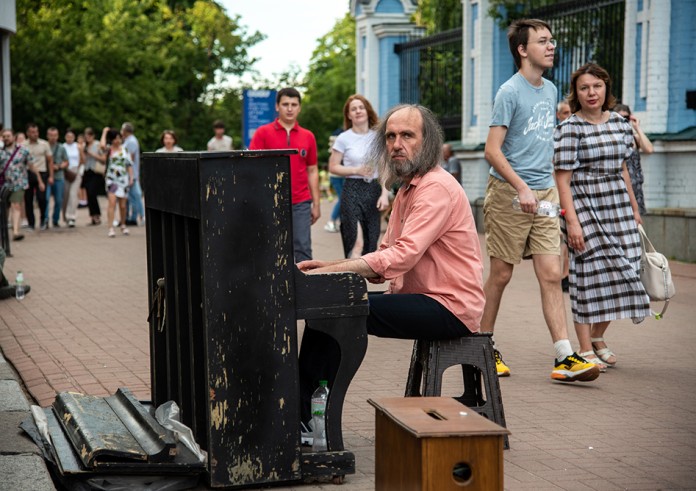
[{"x1": 0, "y1": 198, "x2": 695, "y2": 490}]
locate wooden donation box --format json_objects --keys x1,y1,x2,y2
[
  {"x1": 142, "y1": 150, "x2": 369, "y2": 488},
  {"x1": 368, "y1": 397, "x2": 510, "y2": 491}
]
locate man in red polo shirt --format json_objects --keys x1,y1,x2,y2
[{"x1": 249, "y1": 87, "x2": 320, "y2": 262}]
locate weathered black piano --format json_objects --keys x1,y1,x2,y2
[{"x1": 142, "y1": 150, "x2": 368, "y2": 488}]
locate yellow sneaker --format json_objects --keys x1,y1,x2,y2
[
  {"x1": 494, "y1": 349, "x2": 510, "y2": 377},
  {"x1": 551, "y1": 352, "x2": 600, "y2": 382}
]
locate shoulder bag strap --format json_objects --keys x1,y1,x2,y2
[
  {"x1": 2, "y1": 144, "x2": 21, "y2": 176},
  {"x1": 637, "y1": 224, "x2": 655, "y2": 254}
]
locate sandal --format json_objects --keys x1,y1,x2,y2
[
  {"x1": 579, "y1": 351, "x2": 607, "y2": 372},
  {"x1": 591, "y1": 337, "x2": 617, "y2": 367},
  {"x1": 108, "y1": 228, "x2": 116, "y2": 238},
  {"x1": 121, "y1": 226, "x2": 130, "y2": 236}
]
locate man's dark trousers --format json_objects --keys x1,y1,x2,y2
[
  {"x1": 297, "y1": 292, "x2": 473, "y2": 423},
  {"x1": 24, "y1": 171, "x2": 48, "y2": 229}
]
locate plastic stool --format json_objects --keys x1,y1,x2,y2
[{"x1": 404, "y1": 334, "x2": 508, "y2": 448}]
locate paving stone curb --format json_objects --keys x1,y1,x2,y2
[{"x1": 0, "y1": 351, "x2": 55, "y2": 491}]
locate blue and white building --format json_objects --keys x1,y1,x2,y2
[{"x1": 352, "y1": 0, "x2": 423, "y2": 115}]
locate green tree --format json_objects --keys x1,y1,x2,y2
[
  {"x1": 10, "y1": 0, "x2": 262, "y2": 150},
  {"x1": 487, "y1": 0, "x2": 557, "y2": 28},
  {"x1": 413, "y1": 0, "x2": 462, "y2": 33},
  {"x1": 300, "y1": 13, "x2": 356, "y2": 165}
]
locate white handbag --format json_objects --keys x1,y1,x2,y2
[{"x1": 638, "y1": 224, "x2": 675, "y2": 318}]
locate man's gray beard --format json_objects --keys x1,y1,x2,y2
[{"x1": 391, "y1": 156, "x2": 420, "y2": 179}]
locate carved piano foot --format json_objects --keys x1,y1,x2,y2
[{"x1": 301, "y1": 450, "x2": 355, "y2": 483}]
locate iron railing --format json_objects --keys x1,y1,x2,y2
[{"x1": 395, "y1": 28, "x2": 463, "y2": 141}]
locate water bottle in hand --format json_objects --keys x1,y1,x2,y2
[
  {"x1": 311, "y1": 380, "x2": 329, "y2": 452},
  {"x1": 15, "y1": 271, "x2": 25, "y2": 300},
  {"x1": 512, "y1": 196, "x2": 562, "y2": 217}
]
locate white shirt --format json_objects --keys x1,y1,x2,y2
[
  {"x1": 332, "y1": 128, "x2": 377, "y2": 180},
  {"x1": 207, "y1": 135, "x2": 233, "y2": 151},
  {"x1": 64, "y1": 142, "x2": 80, "y2": 169},
  {"x1": 156, "y1": 146, "x2": 183, "y2": 153}
]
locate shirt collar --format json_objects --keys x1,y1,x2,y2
[
  {"x1": 273, "y1": 118, "x2": 298, "y2": 131},
  {"x1": 402, "y1": 173, "x2": 424, "y2": 190},
  {"x1": 401, "y1": 165, "x2": 442, "y2": 190}
]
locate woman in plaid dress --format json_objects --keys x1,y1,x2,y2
[{"x1": 553, "y1": 63, "x2": 650, "y2": 370}]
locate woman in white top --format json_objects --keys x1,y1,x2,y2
[
  {"x1": 62, "y1": 129, "x2": 83, "y2": 227},
  {"x1": 329, "y1": 95, "x2": 390, "y2": 258},
  {"x1": 156, "y1": 130, "x2": 183, "y2": 153}
]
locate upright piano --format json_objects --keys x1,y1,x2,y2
[{"x1": 142, "y1": 150, "x2": 368, "y2": 488}]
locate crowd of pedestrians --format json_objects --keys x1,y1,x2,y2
[{"x1": 0, "y1": 121, "x2": 234, "y2": 244}]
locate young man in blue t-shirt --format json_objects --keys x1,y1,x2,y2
[{"x1": 482, "y1": 18, "x2": 599, "y2": 382}]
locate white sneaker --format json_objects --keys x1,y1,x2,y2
[{"x1": 324, "y1": 221, "x2": 339, "y2": 233}]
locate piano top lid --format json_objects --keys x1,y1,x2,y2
[{"x1": 142, "y1": 149, "x2": 299, "y2": 159}]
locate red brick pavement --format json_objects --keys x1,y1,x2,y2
[{"x1": 1, "y1": 198, "x2": 695, "y2": 490}]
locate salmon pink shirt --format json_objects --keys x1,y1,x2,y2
[{"x1": 362, "y1": 166, "x2": 485, "y2": 332}]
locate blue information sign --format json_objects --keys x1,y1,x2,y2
[{"x1": 242, "y1": 89, "x2": 277, "y2": 149}]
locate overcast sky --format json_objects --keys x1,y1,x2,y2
[{"x1": 219, "y1": 0, "x2": 351, "y2": 84}]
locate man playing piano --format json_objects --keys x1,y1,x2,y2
[{"x1": 298, "y1": 104, "x2": 485, "y2": 424}]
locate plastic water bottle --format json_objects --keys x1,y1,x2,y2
[
  {"x1": 15, "y1": 271, "x2": 25, "y2": 300},
  {"x1": 311, "y1": 380, "x2": 329, "y2": 452},
  {"x1": 512, "y1": 197, "x2": 562, "y2": 217}
]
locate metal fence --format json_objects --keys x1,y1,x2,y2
[
  {"x1": 395, "y1": 28, "x2": 463, "y2": 141},
  {"x1": 531, "y1": 0, "x2": 626, "y2": 102}
]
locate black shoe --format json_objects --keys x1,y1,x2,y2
[
  {"x1": 125, "y1": 219, "x2": 138, "y2": 226},
  {"x1": 13, "y1": 234, "x2": 24, "y2": 241},
  {"x1": 0, "y1": 284, "x2": 30, "y2": 300},
  {"x1": 561, "y1": 276, "x2": 569, "y2": 292},
  {"x1": 53, "y1": 222, "x2": 60, "y2": 228}
]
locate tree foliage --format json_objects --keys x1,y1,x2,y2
[
  {"x1": 11, "y1": 0, "x2": 263, "y2": 150},
  {"x1": 413, "y1": 0, "x2": 462, "y2": 34},
  {"x1": 299, "y1": 13, "x2": 356, "y2": 165},
  {"x1": 487, "y1": 0, "x2": 557, "y2": 28}
]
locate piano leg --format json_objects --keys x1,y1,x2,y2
[{"x1": 298, "y1": 316, "x2": 367, "y2": 451}]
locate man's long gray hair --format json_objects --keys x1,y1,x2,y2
[{"x1": 369, "y1": 104, "x2": 444, "y2": 188}]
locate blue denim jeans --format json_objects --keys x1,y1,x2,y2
[
  {"x1": 329, "y1": 176, "x2": 344, "y2": 222},
  {"x1": 126, "y1": 180, "x2": 144, "y2": 222},
  {"x1": 292, "y1": 200, "x2": 312, "y2": 263},
  {"x1": 44, "y1": 179, "x2": 65, "y2": 225}
]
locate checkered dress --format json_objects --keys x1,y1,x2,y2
[{"x1": 554, "y1": 112, "x2": 650, "y2": 324}]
